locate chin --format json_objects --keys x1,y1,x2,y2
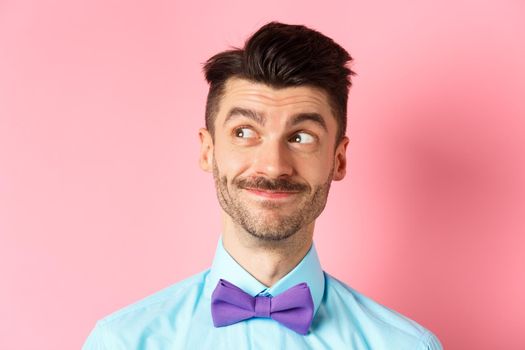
[{"x1": 243, "y1": 222, "x2": 302, "y2": 242}]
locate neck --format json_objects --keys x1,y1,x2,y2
[{"x1": 221, "y1": 214, "x2": 314, "y2": 287}]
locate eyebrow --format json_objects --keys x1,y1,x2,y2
[
  {"x1": 224, "y1": 107, "x2": 266, "y2": 126},
  {"x1": 290, "y1": 113, "x2": 327, "y2": 131},
  {"x1": 223, "y1": 107, "x2": 328, "y2": 131}
]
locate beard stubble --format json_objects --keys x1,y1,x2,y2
[{"x1": 212, "y1": 158, "x2": 333, "y2": 242}]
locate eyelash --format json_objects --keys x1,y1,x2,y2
[{"x1": 232, "y1": 125, "x2": 255, "y2": 138}]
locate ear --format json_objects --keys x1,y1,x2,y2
[
  {"x1": 199, "y1": 128, "x2": 214, "y2": 172},
  {"x1": 333, "y1": 136, "x2": 349, "y2": 181}
]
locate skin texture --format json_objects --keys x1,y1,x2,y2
[{"x1": 199, "y1": 77, "x2": 348, "y2": 287}]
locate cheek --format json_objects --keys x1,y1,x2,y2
[
  {"x1": 300, "y1": 164, "x2": 331, "y2": 185},
  {"x1": 214, "y1": 147, "x2": 252, "y2": 176},
  {"x1": 296, "y1": 149, "x2": 335, "y2": 184}
]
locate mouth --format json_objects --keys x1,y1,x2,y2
[{"x1": 243, "y1": 188, "x2": 301, "y2": 199}]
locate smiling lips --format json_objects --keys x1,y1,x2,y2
[{"x1": 244, "y1": 188, "x2": 300, "y2": 199}]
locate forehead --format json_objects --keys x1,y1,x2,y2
[{"x1": 218, "y1": 78, "x2": 333, "y2": 119}]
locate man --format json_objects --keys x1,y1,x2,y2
[{"x1": 83, "y1": 22, "x2": 442, "y2": 349}]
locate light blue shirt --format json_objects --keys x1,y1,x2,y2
[{"x1": 83, "y1": 238, "x2": 442, "y2": 349}]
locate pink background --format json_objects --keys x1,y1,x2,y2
[{"x1": 1, "y1": 1, "x2": 524, "y2": 349}]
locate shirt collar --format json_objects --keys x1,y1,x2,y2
[{"x1": 205, "y1": 237, "x2": 325, "y2": 315}]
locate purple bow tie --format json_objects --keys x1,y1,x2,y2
[{"x1": 211, "y1": 278, "x2": 314, "y2": 335}]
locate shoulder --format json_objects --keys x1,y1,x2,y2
[
  {"x1": 322, "y1": 273, "x2": 442, "y2": 350},
  {"x1": 101, "y1": 269, "x2": 208, "y2": 325},
  {"x1": 82, "y1": 270, "x2": 209, "y2": 349}
]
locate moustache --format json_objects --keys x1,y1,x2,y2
[{"x1": 234, "y1": 177, "x2": 309, "y2": 193}]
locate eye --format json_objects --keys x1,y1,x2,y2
[
  {"x1": 289, "y1": 131, "x2": 316, "y2": 144},
  {"x1": 233, "y1": 127, "x2": 257, "y2": 139}
]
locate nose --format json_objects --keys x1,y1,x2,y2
[{"x1": 252, "y1": 138, "x2": 294, "y2": 178}]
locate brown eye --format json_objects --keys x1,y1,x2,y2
[
  {"x1": 289, "y1": 132, "x2": 315, "y2": 144},
  {"x1": 234, "y1": 127, "x2": 256, "y2": 139}
]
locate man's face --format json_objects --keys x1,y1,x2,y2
[{"x1": 199, "y1": 78, "x2": 348, "y2": 241}]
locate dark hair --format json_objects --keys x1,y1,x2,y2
[{"x1": 203, "y1": 21, "x2": 354, "y2": 143}]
